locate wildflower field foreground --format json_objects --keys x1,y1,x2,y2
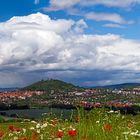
[{"x1": 0, "y1": 108, "x2": 140, "y2": 140}]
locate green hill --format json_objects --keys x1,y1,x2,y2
[
  {"x1": 95, "y1": 83, "x2": 140, "y2": 89},
  {"x1": 23, "y1": 79, "x2": 83, "y2": 92}
]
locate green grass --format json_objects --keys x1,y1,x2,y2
[{"x1": 0, "y1": 108, "x2": 140, "y2": 140}]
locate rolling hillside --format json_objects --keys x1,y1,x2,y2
[
  {"x1": 95, "y1": 83, "x2": 140, "y2": 89},
  {"x1": 23, "y1": 79, "x2": 83, "y2": 92}
]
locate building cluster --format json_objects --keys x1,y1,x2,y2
[
  {"x1": 0, "y1": 90, "x2": 44, "y2": 103},
  {"x1": 55, "y1": 88, "x2": 140, "y2": 108},
  {"x1": 0, "y1": 87, "x2": 140, "y2": 108}
]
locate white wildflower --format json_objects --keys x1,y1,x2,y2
[
  {"x1": 54, "y1": 138, "x2": 61, "y2": 140},
  {"x1": 30, "y1": 127, "x2": 35, "y2": 130},
  {"x1": 24, "y1": 119, "x2": 30, "y2": 122},
  {"x1": 13, "y1": 136, "x2": 19, "y2": 140},
  {"x1": 37, "y1": 129, "x2": 40, "y2": 134},
  {"x1": 23, "y1": 128, "x2": 26, "y2": 134},
  {"x1": 31, "y1": 121, "x2": 37, "y2": 124},
  {"x1": 36, "y1": 123, "x2": 41, "y2": 129},
  {"x1": 9, "y1": 133, "x2": 13, "y2": 137},
  {"x1": 42, "y1": 113, "x2": 47, "y2": 116},
  {"x1": 108, "y1": 110, "x2": 114, "y2": 113},
  {"x1": 130, "y1": 131, "x2": 140, "y2": 136},
  {"x1": 122, "y1": 132, "x2": 129, "y2": 135},
  {"x1": 96, "y1": 121, "x2": 100, "y2": 124},
  {"x1": 41, "y1": 123, "x2": 48, "y2": 129},
  {"x1": 124, "y1": 135, "x2": 128, "y2": 140},
  {"x1": 114, "y1": 110, "x2": 119, "y2": 113},
  {"x1": 62, "y1": 128, "x2": 66, "y2": 131},
  {"x1": 69, "y1": 125, "x2": 72, "y2": 129}
]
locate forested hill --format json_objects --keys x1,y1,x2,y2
[
  {"x1": 96, "y1": 83, "x2": 140, "y2": 89},
  {"x1": 23, "y1": 79, "x2": 83, "y2": 92}
]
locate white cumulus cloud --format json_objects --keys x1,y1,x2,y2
[
  {"x1": 0, "y1": 13, "x2": 140, "y2": 86},
  {"x1": 103, "y1": 23, "x2": 124, "y2": 28},
  {"x1": 34, "y1": 0, "x2": 40, "y2": 5},
  {"x1": 46, "y1": 0, "x2": 140, "y2": 11},
  {"x1": 85, "y1": 12, "x2": 125, "y2": 24},
  {"x1": 45, "y1": 0, "x2": 80, "y2": 11},
  {"x1": 44, "y1": 0, "x2": 135, "y2": 25},
  {"x1": 80, "y1": 0, "x2": 140, "y2": 8}
]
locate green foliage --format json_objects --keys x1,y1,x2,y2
[
  {"x1": 0, "y1": 109, "x2": 140, "y2": 140},
  {"x1": 23, "y1": 79, "x2": 83, "y2": 92}
]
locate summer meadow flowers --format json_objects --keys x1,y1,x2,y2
[
  {"x1": 103, "y1": 123, "x2": 112, "y2": 132},
  {"x1": 0, "y1": 109, "x2": 139, "y2": 139},
  {"x1": 57, "y1": 130, "x2": 63, "y2": 138},
  {"x1": 68, "y1": 128, "x2": 77, "y2": 139},
  {"x1": 9, "y1": 125, "x2": 14, "y2": 132},
  {"x1": 0, "y1": 131, "x2": 5, "y2": 138}
]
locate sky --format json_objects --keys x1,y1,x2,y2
[{"x1": 0, "y1": 0, "x2": 140, "y2": 87}]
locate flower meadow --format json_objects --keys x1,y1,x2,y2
[{"x1": 0, "y1": 108, "x2": 140, "y2": 140}]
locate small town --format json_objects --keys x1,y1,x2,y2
[
  {"x1": 0, "y1": 90, "x2": 44, "y2": 103},
  {"x1": 0, "y1": 86, "x2": 140, "y2": 110}
]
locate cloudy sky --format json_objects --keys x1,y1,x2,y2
[{"x1": 0, "y1": 0, "x2": 140, "y2": 87}]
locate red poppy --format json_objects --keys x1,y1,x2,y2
[
  {"x1": 82, "y1": 135, "x2": 86, "y2": 140},
  {"x1": 103, "y1": 123, "x2": 112, "y2": 132},
  {"x1": 68, "y1": 129, "x2": 76, "y2": 139},
  {"x1": 128, "y1": 122, "x2": 132, "y2": 128},
  {"x1": 32, "y1": 130, "x2": 38, "y2": 140},
  {"x1": 57, "y1": 131, "x2": 63, "y2": 138},
  {"x1": 75, "y1": 116, "x2": 80, "y2": 122},
  {"x1": 8, "y1": 125, "x2": 14, "y2": 132},
  {"x1": 16, "y1": 128, "x2": 21, "y2": 132},
  {"x1": 0, "y1": 131, "x2": 5, "y2": 137},
  {"x1": 21, "y1": 136, "x2": 27, "y2": 140}
]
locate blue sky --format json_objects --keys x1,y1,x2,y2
[
  {"x1": 0, "y1": 0, "x2": 140, "y2": 87},
  {"x1": 0, "y1": 0, "x2": 140, "y2": 39}
]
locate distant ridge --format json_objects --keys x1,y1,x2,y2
[
  {"x1": 0, "y1": 88, "x2": 19, "y2": 92},
  {"x1": 95, "y1": 83, "x2": 140, "y2": 89},
  {"x1": 1, "y1": 81, "x2": 140, "y2": 92},
  {"x1": 23, "y1": 79, "x2": 83, "y2": 92}
]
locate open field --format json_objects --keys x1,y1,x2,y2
[{"x1": 0, "y1": 108, "x2": 140, "y2": 140}]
